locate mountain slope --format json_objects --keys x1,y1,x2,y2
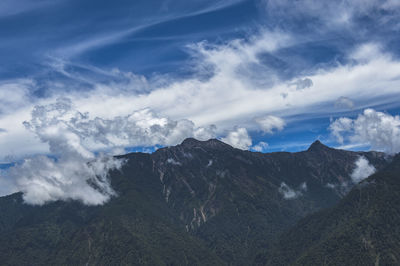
[
  {"x1": 261, "y1": 154, "x2": 400, "y2": 266},
  {"x1": 0, "y1": 153, "x2": 224, "y2": 265},
  {"x1": 150, "y1": 139, "x2": 388, "y2": 264},
  {"x1": 0, "y1": 139, "x2": 390, "y2": 265}
]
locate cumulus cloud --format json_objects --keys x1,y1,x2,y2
[
  {"x1": 1, "y1": 97, "x2": 219, "y2": 204},
  {"x1": 221, "y1": 127, "x2": 252, "y2": 150},
  {"x1": 351, "y1": 156, "x2": 376, "y2": 183},
  {"x1": 252, "y1": 141, "x2": 269, "y2": 152},
  {"x1": 255, "y1": 115, "x2": 285, "y2": 134},
  {"x1": 329, "y1": 109, "x2": 400, "y2": 154},
  {"x1": 335, "y1": 96, "x2": 354, "y2": 109},
  {"x1": 278, "y1": 182, "x2": 307, "y2": 200},
  {"x1": 3, "y1": 98, "x2": 130, "y2": 205},
  {"x1": 24, "y1": 97, "x2": 216, "y2": 151},
  {"x1": 9, "y1": 155, "x2": 122, "y2": 205}
]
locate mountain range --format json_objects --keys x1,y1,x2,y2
[{"x1": 0, "y1": 138, "x2": 397, "y2": 265}]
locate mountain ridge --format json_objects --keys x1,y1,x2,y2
[{"x1": 0, "y1": 138, "x2": 392, "y2": 265}]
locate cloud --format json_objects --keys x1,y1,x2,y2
[
  {"x1": 9, "y1": 155, "x2": 122, "y2": 205},
  {"x1": 0, "y1": 97, "x2": 219, "y2": 203},
  {"x1": 335, "y1": 96, "x2": 354, "y2": 109},
  {"x1": 349, "y1": 43, "x2": 385, "y2": 63},
  {"x1": 0, "y1": 169, "x2": 17, "y2": 197},
  {"x1": 24, "y1": 98, "x2": 216, "y2": 152},
  {"x1": 293, "y1": 78, "x2": 313, "y2": 91},
  {"x1": 278, "y1": 182, "x2": 307, "y2": 200},
  {"x1": 351, "y1": 156, "x2": 376, "y2": 183},
  {"x1": 329, "y1": 109, "x2": 400, "y2": 154},
  {"x1": 0, "y1": 128, "x2": 6, "y2": 133},
  {"x1": 221, "y1": 127, "x2": 252, "y2": 150},
  {"x1": 252, "y1": 141, "x2": 269, "y2": 152},
  {"x1": 166, "y1": 158, "x2": 182, "y2": 166},
  {"x1": 264, "y1": 0, "x2": 400, "y2": 29},
  {"x1": 1, "y1": 33, "x2": 400, "y2": 161},
  {"x1": 3, "y1": 98, "x2": 130, "y2": 205},
  {"x1": 255, "y1": 115, "x2": 286, "y2": 134},
  {"x1": 0, "y1": 79, "x2": 34, "y2": 115}
]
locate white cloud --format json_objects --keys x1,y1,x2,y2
[
  {"x1": 255, "y1": 115, "x2": 285, "y2": 134},
  {"x1": 0, "y1": 79, "x2": 34, "y2": 115},
  {"x1": 350, "y1": 43, "x2": 385, "y2": 63},
  {"x1": 329, "y1": 109, "x2": 400, "y2": 154},
  {"x1": 24, "y1": 97, "x2": 216, "y2": 152},
  {"x1": 293, "y1": 78, "x2": 313, "y2": 91},
  {"x1": 252, "y1": 141, "x2": 269, "y2": 152},
  {"x1": 2, "y1": 98, "x2": 130, "y2": 205},
  {"x1": 9, "y1": 155, "x2": 122, "y2": 205},
  {"x1": 221, "y1": 127, "x2": 252, "y2": 150},
  {"x1": 166, "y1": 158, "x2": 182, "y2": 166},
  {"x1": 334, "y1": 96, "x2": 354, "y2": 109},
  {"x1": 1, "y1": 35, "x2": 400, "y2": 162},
  {"x1": 0, "y1": 96, "x2": 218, "y2": 203},
  {"x1": 278, "y1": 182, "x2": 307, "y2": 200},
  {"x1": 351, "y1": 156, "x2": 376, "y2": 183}
]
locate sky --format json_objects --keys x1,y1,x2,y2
[{"x1": 0, "y1": 0, "x2": 400, "y2": 203}]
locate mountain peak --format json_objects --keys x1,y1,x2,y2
[
  {"x1": 307, "y1": 140, "x2": 330, "y2": 152},
  {"x1": 180, "y1": 138, "x2": 232, "y2": 149}
]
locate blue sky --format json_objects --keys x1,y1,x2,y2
[{"x1": 1, "y1": 0, "x2": 400, "y2": 161}]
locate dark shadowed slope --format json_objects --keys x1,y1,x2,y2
[
  {"x1": 0, "y1": 139, "x2": 390, "y2": 265},
  {"x1": 260, "y1": 154, "x2": 400, "y2": 266}
]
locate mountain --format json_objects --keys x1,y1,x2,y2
[
  {"x1": 259, "y1": 155, "x2": 400, "y2": 266},
  {"x1": 0, "y1": 139, "x2": 390, "y2": 265}
]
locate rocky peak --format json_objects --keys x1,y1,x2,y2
[{"x1": 307, "y1": 140, "x2": 331, "y2": 152}]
